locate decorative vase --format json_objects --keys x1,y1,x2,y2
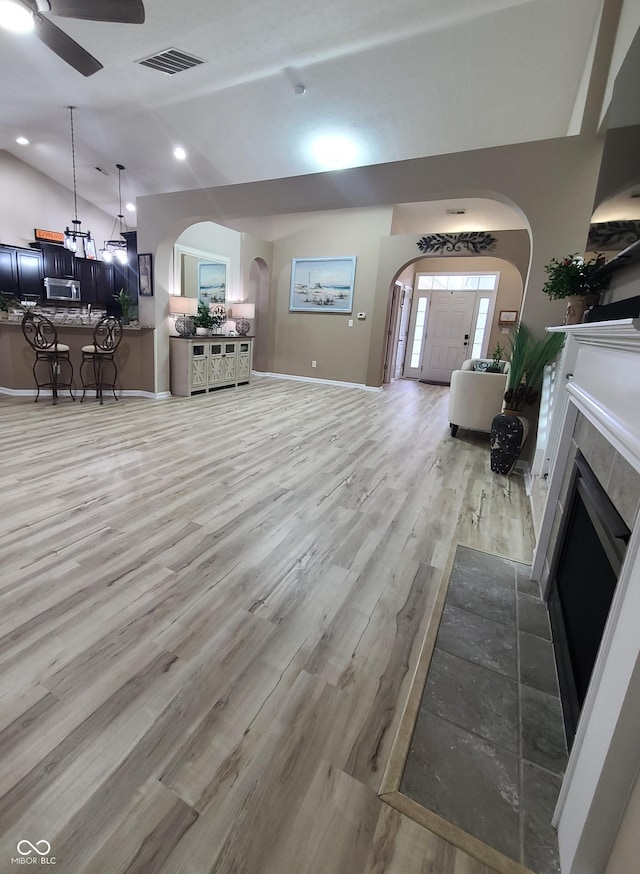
[
  {"x1": 490, "y1": 410, "x2": 530, "y2": 475},
  {"x1": 195, "y1": 326, "x2": 209, "y2": 336},
  {"x1": 564, "y1": 294, "x2": 599, "y2": 325}
]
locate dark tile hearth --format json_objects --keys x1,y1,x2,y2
[{"x1": 400, "y1": 546, "x2": 568, "y2": 874}]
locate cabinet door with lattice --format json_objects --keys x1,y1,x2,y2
[
  {"x1": 237, "y1": 341, "x2": 251, "y2": 382},
  {"x1": 191, "y1": 344, "x2": 208, "y2": 389},
  {"x1": 208, "y1": 342, "x2": 224, "y2": 386},
  {"x1": 221, "y1": 343, "x2": 237, "y2": 383}
]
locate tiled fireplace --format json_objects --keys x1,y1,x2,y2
[{"x1": 532, "y1": 319, "x2": 640, "y2": 873}]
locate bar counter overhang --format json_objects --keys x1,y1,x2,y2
[{"x1": 0, "y1": 319, "x2": 156, "y2": 397}]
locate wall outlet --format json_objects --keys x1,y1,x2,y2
[
  {"x1": 311, "y1": 360, "x2": 317, "y2": 368},
  {"x1": 348, "y1": 319, "x2": 353, "y2": 327}
]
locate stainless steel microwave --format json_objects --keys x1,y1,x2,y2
[{"x1": 44, "y1": 277, "x2": 81, "y2": 301}]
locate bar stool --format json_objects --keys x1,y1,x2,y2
[
  {"x1": 80, "y1": 316, "x2": 123, "y2": 404},
  {"x1": 21, "y1": 311, "x2": 75, "y2": 405}
]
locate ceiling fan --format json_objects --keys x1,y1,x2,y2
[{"x1": 0, "y1": 0, "x2": 145, "y2": 77}]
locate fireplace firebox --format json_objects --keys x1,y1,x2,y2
[{"x1": 547, "y1": 453, "x2": 631, "y2": 746}]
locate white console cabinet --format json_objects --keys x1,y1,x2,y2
[{"x1": 170, "y1": 336, "x2": 253, "y2": 397}]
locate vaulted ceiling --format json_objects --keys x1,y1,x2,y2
[{"x1": 0, "y1": 0, "x2": 612, "y2": 223}]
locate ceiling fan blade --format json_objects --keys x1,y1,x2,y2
[
  {"x1": 46, "y1": 0, "x2": 145, "y2": 24},
  {"x1": 34, "y1": 14, "x2": 103, "y2": 76}
]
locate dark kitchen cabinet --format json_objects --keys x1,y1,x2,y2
[
  {"x1": 40, "y1": 243, "x2": 75, "y2": 279},
  {"x1": 0, "y1": 245, "x2": 18, "y2": 295},
  {"x1": 16, "y1": 248, "x2": 43, "y2": 297},
  {"x1": 0, "y1": 245, "x2": 43, "y2": 298},
  {"x1": 76, "y1": 259, "x2": 114, "y2": 305}
]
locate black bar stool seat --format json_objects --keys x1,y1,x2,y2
[
  {"x1": 21, "y1": 311, "x2": 75, "y2": 404},
  {"x1": 80, "y1": 316, "x2": 123, "y2": 404}
]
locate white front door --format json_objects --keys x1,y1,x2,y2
[{"x1": 420, "y1": 291, "x2": 476, "y2": 383}]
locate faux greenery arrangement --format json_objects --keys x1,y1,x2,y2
[
  {"x1": 194, "y1": 300, "x2": 214, "y2": 331},
  {"x1": 503, "y1": 324, "x2": 565, "y2": 412},
  {"x1": 542, "y1": 254, "x2": 609, "y2": 300},
  {"x1": 113, "y1": 289, "x2": 131, "y2": 321},
  {"x1": 488, "y1": 342, "x2": 506, "y2": 371},
  {"x1": 0, "y1": 293, "x2": 9, "y2": 313}
]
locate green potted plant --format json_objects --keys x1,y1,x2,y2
[
  {"x1": 0, "y1": 293, "x2": 9, "y2": 320},
  {"x1": 487, "y1": 341, "x2": 506, "y2": 372},
  {"x1": 113, "y1": 289, "x2": 131, "y2": 324},
  {"x1": 542, "y1": 253, "x2": 609, "y2": 324},
  {"x1": 490, "y1": 324, "x2": 565, "y2": 474},
  {"x1": 194, "y1": 300, "x2": 214, "y2": 335}
]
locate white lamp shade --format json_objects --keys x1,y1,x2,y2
[
  {"x1": 169, "y1": 296, "x2": 198, "y2": 315},
  {"x1": 232, "y1": 303, "x2": 255, "y2": 320}
]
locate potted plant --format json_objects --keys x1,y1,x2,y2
[
  {"x1": 194, "y1": 300, "x2": 214, "y2": 335},
  {"x1": 486, "y1": 341, "x2": 506, "y2": 372},
  {"x1": 542, "y1": 253, "x2": 609, "y2": 324},
  {"x1": 490, "y1": 323, "x2": 565, "y2": 474},
  {"x1": 0, "y1": 293, "x2": 9, "y2": 320},
  {"x1": 113, "y1": 289, "x2": 131, "y2": 325}
]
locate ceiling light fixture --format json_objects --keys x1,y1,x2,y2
[
  {"x1": 100, "y1": 163, "x2": 129, "y2": 264},
  {"x1": 310, "y1": 134, "x2": 360, "y2": 170},
  {"x1": 125, "y1": 202, "x2": 136, "y2": 212},
  {"x1": 0, "y1": 0, "x2": 34, "y2": 33},
  {"x1": 63, "y1": 106, "x2": 93, "y2": 256},
  {"x1": 173, "y1": 146, "x2": 186, "y2": 160},
  {"x1": 16, "y1": 135, "x2": 29, "y2": 145}
]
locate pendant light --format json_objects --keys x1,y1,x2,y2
[
  {"x1": 100, "y1": 163, "x2": 129, "y2": 264},
  {"x1": 63, "y1": 106, "x2": 93, "y2": 256}
]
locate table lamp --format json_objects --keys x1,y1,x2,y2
[
  {"x1": 232, "y1": 302, "x2": 255, "y2": 336},
  {"x1": 169, "y1": 296, "x2": 198, "y2": 337}
]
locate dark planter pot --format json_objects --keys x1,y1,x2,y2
[{"x1": 490, "y1": 410, "x2": 529, "y2": 475}]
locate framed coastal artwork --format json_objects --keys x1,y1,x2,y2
[
  {"x1": 198, "y1": 261, "x2": 227, "y2": 306},
  {"x1": 289, "y1": 257, "x2": 356, "y2": 313}
]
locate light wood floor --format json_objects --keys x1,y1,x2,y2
[{"x1": 0, "y1": 377, "x2": 535, "y2": 874}]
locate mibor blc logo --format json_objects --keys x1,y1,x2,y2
[{"x1": 11, "y1": 840, "x2": 56, "y2": 865}]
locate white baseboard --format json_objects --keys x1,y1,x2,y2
[
  {"x1": 0, "y1": 387, "x2": 171, "y2": 400},
  {"x1": 254, "y1": 371, "x2": 382, "y2": 392}
]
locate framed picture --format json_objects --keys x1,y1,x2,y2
[
  {"x1": 289, "y1": 257, "x2": 356, "y2": 313},
  {"x1": 138, "y1": 253, "x2": 153, "y2": 296},
  {"x1": 198, "y1": 261, "x2": 227, "y2": 306},
  {"x1": 498, "y1": 309, "x2": 518, "y2": 325}
]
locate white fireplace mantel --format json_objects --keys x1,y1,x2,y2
[{"x1": 533, "y1": 318, "x2": 640, "y2": 874}]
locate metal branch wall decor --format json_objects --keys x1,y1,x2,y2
[
  {"x1": 587, "y1": 221, "x2": 640, "y2": 252},
  {"x1": 416, "y1": 232, "x2": 497, "y2": 255}
]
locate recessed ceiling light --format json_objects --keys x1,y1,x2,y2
[
  {"x1": 125, "y1": 202, "x2": 136, "y2": 212},
  {"x1": 310, "y1": 134, "x2": 360, "y2": 170},
  {"x1": 16, "y1": 135, "x2": 29, "y2": 145},
  {"x1": 173, "y1": 146, "x2": 186, "y2": 161},
  {"x1": 0, "y1": 1, "x2": 34, "y2": 33}
]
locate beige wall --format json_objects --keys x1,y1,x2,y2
[
  {"x1": 138, "y1": 134, "x2": 603, "y2": 392},
  {"x1": 0, "y1": 150, "x2": 116, "y2": 251},
  {"x1": 267, "y1": 207, "x2": 393, "y2": 384}
]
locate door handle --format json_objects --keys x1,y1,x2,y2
[
  {"x1": 464, "y1": 334, "x2": 469, "y2": 340},
  {"x1": 463, "y1": 341, "x2": 468, "y2": 345}
]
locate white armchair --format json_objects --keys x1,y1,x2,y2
[{"x1": 448, "y1": 358, "x2": 510, "y2": 437}]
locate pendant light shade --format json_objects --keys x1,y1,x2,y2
[
  {"x1": 100, "y1": 163, "x2": 129, "y2": 264},
  {"x1": 63, "y1": 106, "x2": 94, "y2": 257}
]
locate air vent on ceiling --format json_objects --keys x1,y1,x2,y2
[
  {"x1": 447, "y1": 208, "x2": 467, "y2": 215},
  {"x1": 137, "y1": 48, "x2": 205, "y2": 75}
]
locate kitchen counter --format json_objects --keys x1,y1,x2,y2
[{"x1": 0, "y1": 320, "x2": 155, "y2": 395}]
